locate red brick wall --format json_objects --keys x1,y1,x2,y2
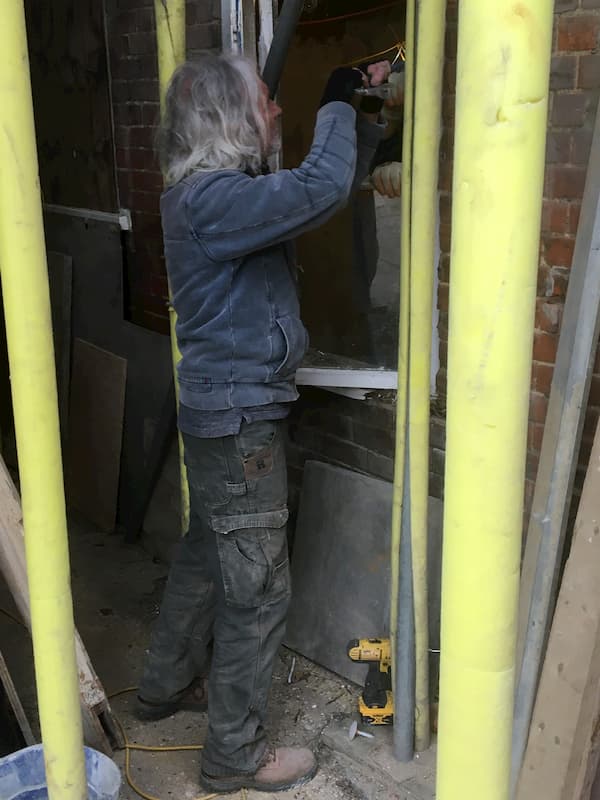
[
  {"x1": 105, "y1": 0, "x2": 220, "y2": 332},
  {"x1": 437, "y1": 0, "x2": 600, "y2": 521},
  {"x1": 105, "y1": 1, "x2": 600, "y2": 521},
  {"x1": 532, "y1": 1, "x2": 600, "y2": 516},
  {"x1": 436, "y1": 0, "x2": 458, "y2": 403}
]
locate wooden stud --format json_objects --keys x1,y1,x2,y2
[
  {"x1": 0, "y1": 455, "x2": 120, "y2": 754},
  {"x1": 513, "y1": 101, "x2": 600, "y2": 789},
  {"x1": 517, "y1": 418, "x2": 600, "y2": 800}
]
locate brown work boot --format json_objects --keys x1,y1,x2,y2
[
  {"x1": 134, "y1": 676, "x2": 208, "y2": 721},
  {"x1": 199, "y1": 745, "x2": 317, "y2": 794}
]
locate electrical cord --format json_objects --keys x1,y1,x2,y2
[
  {"x1": 298, "y1": 1, "x2": 406, "y2": 71},
  {"x1": 344, "y1": 40, "x2": 406, "y2": 67},
  {"x1": 0, "y1": 608, "x2": 251, "y2": 798},
  {"x1": 109, "y1": 687, "x2": 248, "y2": 800},
  {"x1": 298, "y1": 1, "x2": 402, "y2": 26}
]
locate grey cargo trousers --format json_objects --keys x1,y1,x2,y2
[{"x1": 139, "y1": 419, "x2": 291, "y2": 776}]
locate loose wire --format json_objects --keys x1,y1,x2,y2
[
  {"x1": 344, "y1": 40, "x2": 406, "y2": 67},
  {"x1": 109, "y1": 688, "x2": 245, "y2": 800},
  {"x1": 0, "y1": 623, "x2": 240, "y2": 800},
  {"x1": 1, "y1": 612, "x2": 246, "y2": 799},
  {"x1": 298, "y1": 1, "x2": 402, "y2": 26}
]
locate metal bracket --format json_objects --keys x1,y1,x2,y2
[{"x1": 43, "y1": 204, "x2": 132, "y2": 231}]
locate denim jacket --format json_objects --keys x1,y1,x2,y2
[{"x1": 161, "y1": 101, "x2": 385, "y2": 411}]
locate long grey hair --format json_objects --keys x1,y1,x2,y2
[{"x1": 157, "y1": 54, "x2": 268, "y2": 185}]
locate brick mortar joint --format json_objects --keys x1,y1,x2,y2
[{"x1": 556, "y1": 7, "x2": 600, "y2": 15}]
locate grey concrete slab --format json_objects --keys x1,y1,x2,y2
[
  {"x1": 285, "y1": 460, "x2": 443, "y2": 687},
  {"x1": 285, "y1": 461, "x2": 394, "y2": 685},
  {"x1": 322, "y1": 717, "x2": 436, "y2": 799}
]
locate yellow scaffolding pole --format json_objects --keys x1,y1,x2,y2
[
  {"x1": 390, "y1": 0, "x2": 415, "y2": 754},
  {"x1": 436, "y1": 1, "x2": 553, "y2": 798},
  {"x1": 154, "y1": 0, "x2": 189, "y2": 533},
  {"x1": 408, "y1": 0, "x2": 445, "y2": 753},
  {"x1": 0, "y1": 3, "x2": 87, "y2": 799}
]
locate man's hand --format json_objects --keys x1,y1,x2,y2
[
  {"x1": 384, "y1": 71, "x2": 405, "y2": 108},
  {"x1": 372, "y1": 161, "x2": 402, "y2": 198},
  {"x1": 366, "y1": 60, "x2": 392, "y2": 87},
  {"x1": 320, "y1": 60, "x2": 392, "y2": 111},
  {"x1": 358, "y1": 60, "x2": 392, "y2": 117}
]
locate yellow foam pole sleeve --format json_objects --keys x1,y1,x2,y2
[
  {"x1": 436, "y1": 2, "x2": 553, "y2": 798},
  {"x1": 154, "y1": 0, "x2": 189, "y2": 533},
  {"x1": 0, "y1": 3, "x2": 87, "y2": 798},
  {"x1": 390, "y1": 0, "x2": 416, "y2": 697},
  {"x1": 409, "y1": 0, "x2": 446, "y2": 752}
]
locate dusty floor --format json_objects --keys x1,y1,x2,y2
[{"x1": 0, "y1": 519, "x2": 436, "y2": 800}]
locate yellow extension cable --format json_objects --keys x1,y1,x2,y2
[
  {"x1": 345, "y1": 40, "x2": 406, "y2": 67},
  {"x1": 109, "y1": 688, "x2": 248, "y2": 800},
  {"x1": 0, "y1": 610, "x2": 245, "y2": 800}
]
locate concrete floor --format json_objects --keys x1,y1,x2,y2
[{"x1": 0, "y1": 519, "x2": 436, "y2": 800}]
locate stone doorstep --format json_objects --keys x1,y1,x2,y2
[{"x1": 321, "y1": 717, "x2": 436, "y2": 799}]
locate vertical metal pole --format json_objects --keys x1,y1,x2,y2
[
  {"x1": 408, "y1": 0, "x2": 446, "y2": 753},
  {"x1": 391, "y1": 0, "x2": 416, "y2": 762},
  {"x1": 257, "y1": 0, "x2": 275, "y2": 70},
  {"x1": 261, "y1": 0, "x2": 305, "y2": 98},
  {"x1": 154, "y1": 0, "x2": 189, "y2": 534},
  {"x1": 512, "y1": 102, "x2": 600, "y2": 796},
  {"x1": 395, "y1": 444, "x2": 416, "y2": 760},
  {"x1": 436, "y1": 2, "x2": 553, "y2": 798},
  {"x1": 0, "y1": 3, "x2": 87, "y2": 798}
]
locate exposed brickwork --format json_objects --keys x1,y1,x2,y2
[
  {"x1": 105, "y1": 0, "x2": 221, "y2": 332},
  {"x1": 285, "y1": 389, "x2": 445, "y2": 531},
  {"x1": 436, "y1": 0, "x2": 458, "y2": 401},
  {"x1": 102, "y1": 1, "x2": 600, "y2": 523},
  {"x1": 530, "y1": 3, "x2": 600, "y2": 517},
  {"x1": 437, "y1": 0, "x2": 600, "y2": 523}
]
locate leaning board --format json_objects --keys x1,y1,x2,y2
[
  {"x1": 285, "y1": 460, "x2": 442, "y2": 685},
  {"x1": 67, "y1": 339, "x2": 127, "y2": 532},
  {"x1": 0, "y1": 649, "x2": 34, "y2": 756}
]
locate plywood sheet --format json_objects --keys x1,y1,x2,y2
[
  {"x1": 42, "y1": 214, "x2": 174, "y2": 535},
  {"x1": 0, "y1": 454, "x2": 116, "y2": 753},
  {"x1": 67, "y1": 339, "x2": 126, "y2": 531},
  {"x1": 517, "y1": 420, "x2": 600, "y2": 800}
]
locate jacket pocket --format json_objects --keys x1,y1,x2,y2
[
  {"x1": 273, "y1": 315, "x2": 309, "y2": 378},
  {"x1": 211, "y1": 509, "x2": 291, "y2": 609},
  {"x1": 178, "y1": 370, "x2": 213, "y2": 394}
]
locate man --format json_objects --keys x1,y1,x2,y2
[
  {"x1": 351, "y1": 68, "x2": 404, "y2": 345},
  {"x1": 135, "y1": 52, "x2": 390, "y2": 794},
  {"x1": 371, "y1": 69, "x2": 404, "y2": 199}
]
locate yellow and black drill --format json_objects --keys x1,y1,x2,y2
[{"x1": 347, "y1": 638, "x2": 394, "y2": 725}]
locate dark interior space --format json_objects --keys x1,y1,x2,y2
[{"x1": 281, "y1": 0, "x2": 405, "y2": 366}]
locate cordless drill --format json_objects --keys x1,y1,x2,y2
[{"x1": 347, "y1": 638, "x2": 394, "y2": 725}]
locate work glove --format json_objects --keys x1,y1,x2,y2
[
  {"x1": 359, "y1": 95, "x2": 385, "y2": 114},
  {"x1": 319, "y1": 66, "x2": 366, "y2": 107},
  {"x1": 383, "y1": 72, "x2": 405, "y2": 122},
  {"x1": 372, "y1": 161, "x2": 402, "y2": 198}
]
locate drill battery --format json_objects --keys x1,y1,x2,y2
[{"x1": 347, "y1": 638, "x2": 394, "y2": 725}]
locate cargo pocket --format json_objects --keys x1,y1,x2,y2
[{"x1": 211, "y1": 509, "x2": 291, "y2": 609}]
